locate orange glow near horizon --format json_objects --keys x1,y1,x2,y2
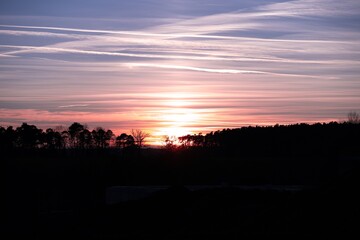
[
  {"x1": 0, "y1": 86, "x2": 353, "y2": 147},
  {"x1": 150, "y1": 98, "x2": 201, "y2": 145}
]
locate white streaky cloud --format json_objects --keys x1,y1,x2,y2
[
  {"x1": 0, "y1": 29, "x2": 85, "y2": 39},
  {"x1": 0, "y1": 57, "x2": 347, "y2": 83},
  {"x1": 1, "y1": 24, "x2": 356, "y2": 44},
  {"x1": 147, "y1": 0, "x2": 360, "y2": 37},
  {"x1": 147, "y1": 12, "x2": 260, "y2": 35},
  {"x1": 257, "y1": 0, "x2": 360, "y2": 17},
  {"x1": 58, "y1": 104, "x2": 89, "y2": 108},
  {"x1": 124, "y1": 62, "x2": 265, "y2": 74},
  {"x1": 2, "y1": 44, "x2": 267, "y2": 62},
  {"x1": 2, "y1": 40, "x2": 358, "y2": 66},
  {"x1": 0, "y1": 24, "x2": 242, "y2": 40},
  {"x1": 0, "y1": 44, "x2": 318, "y2": 63},
  {"x1": 123, "y1": 62, "x2": 338, "y2": 79},
  {"x1": 0, "y1": 24, "x2": 166, "y2": 37},
  {"x1": 0, "y1": 53, "x2": 18, "y2": 58},
  {"x1": 0, "y1": 43, "x2": 354, "y2": 80}
]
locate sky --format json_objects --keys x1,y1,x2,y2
[{"x1": 0, "y1": 0, "x2": 360, "y2": 142}]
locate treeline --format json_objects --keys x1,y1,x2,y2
[
  {"x1": 177, "y1": 122, "x2": 360, "y2": 156},
  {"x1": 1, "y1": 121, "x2": 360, "y2": 156},
  {"x1": 0, "y1": 122, "x2": 137, "y2": 150}
]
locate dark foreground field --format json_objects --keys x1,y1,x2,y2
[{"x1": 4, "y1": 149, "x2": 360, "y2": 239}]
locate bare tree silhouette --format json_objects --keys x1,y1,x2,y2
[
  {"x1": 131, "y1": 129, "x2": 150, "y2": 148},
  {"x1": 348, "y1": 111, "x2": 360, "y2": 124}
]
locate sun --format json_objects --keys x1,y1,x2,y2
[
  {"x1": 160, "y1": 125, "x2": 191, "y2": 138},
  {"x1": 159, "y1": 109, "x2": 198, "y2": 136},
  {"x1": 152, "y1": 98, "x2": 200, "y2": 143}
]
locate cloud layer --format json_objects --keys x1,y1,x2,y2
[{"x1": 1, "y1": 0, "x2": 360, "y2": 140}]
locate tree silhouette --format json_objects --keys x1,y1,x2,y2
[
  {"x1": 68, "y1": 122, "x2": 85, "y2": 148},
  {"x1": 126, "y1": 134, "x2": 135, "y2": 147},
  {"x1": 79, "y1": 129, "x2": 93, "y2": 149},
  {"x1": 178, "y1": 133, "x2": 204, "y2": 147},
  {"x1": 0, "y1": 126, "x2": 16, "y2": 150},
  {"x1": 131, "y1": 129, "x2": 149, "y2": 148},
  {"x1": 116, "y1": 133, "x2": 135, "y2": 148},
  {"x1": 178, "y1": 134, "x2": 192, "y2": 147},
  {"x1": 163, "y1": 135, "x2": 177, "y2": 150},
  {"x1": 92, "y1": 127, "x2": 114, "y2": 148},
  {"x1": 106, "y1": 129, "x2": 114, "y2": 147},
  {"x1": 116, "y1": 133, "x2": 127, "y2": 148},
  {"x1": 348, "y1": 111, "x2": 360, "y2": 124},
  {"x1": 61, "y1": 130, "x2": 70, "y2": 148},
  {"x1": 45, "y1": 128, "x2": 64, "y2": 149},
  {"x1": 16, "y1": 123, "x2": 43, "y2": 149},
  {"x1": 2, "y1": 121, "x2": 360, "y2": 154},
  {"x1": 92, "y1": 128, "x2": 104, "y2": 148}
]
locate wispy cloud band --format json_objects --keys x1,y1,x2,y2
[{"x1": 1, "y1": 0, "x2": 359, "y2": 136}]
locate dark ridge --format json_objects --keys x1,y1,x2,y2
[{"x1": 3, "y1": 121, "x2": 360, "y2": 238}]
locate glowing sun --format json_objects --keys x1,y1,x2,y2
[{"x1": 154, "y1": 98, "x2": 200, "y2": 141}]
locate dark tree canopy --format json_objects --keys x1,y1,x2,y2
[
  {"x1": 68, "y1": 122, "x2": 85, "y2": 148},
  {"x1": 1, "y1": 121, "x2": 360, "y2": 154},
  {"x1": 15, "y1": 123, "x2": 43, "y2": 149},
  {"x1": 116, "y1": 133, "x2": 135, "y2": 148}
]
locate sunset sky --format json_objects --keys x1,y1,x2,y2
[{"x1": 1, "y1": 0, "x2": 360, "y2": 142}]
